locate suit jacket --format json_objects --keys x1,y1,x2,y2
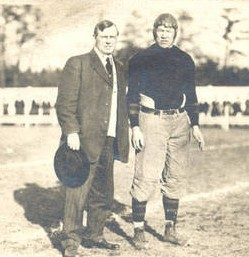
[{"x1": 56, "y1": 49, "x2": 129, "y2": 163}]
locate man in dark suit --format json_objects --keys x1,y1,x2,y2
[{"x1": 56, "y1": 20, "x2": 129, "y2": 257}]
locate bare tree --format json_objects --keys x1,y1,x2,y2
[
  {"x1": 0, "y1": 5, "x2": 42, "y2": 87},
  {"x1": 177, "y1": 11, "x2": 207, "y2": 64},
  {"x1": 177, "y1": 11, "x2": 194, "y2": 48},
  {"x1": 0, "y1": 6, "x2": 6, "y2": 86},
  {"x1": 116, "y1": 10, "x2": 152, "y2": 64},
  {"x1": 221, "y1": 8, "x2": 248, "y2": 68}
]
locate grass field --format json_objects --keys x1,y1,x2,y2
[{"x1": 0, "y1": 126, "x2": 248, "y2": 257}]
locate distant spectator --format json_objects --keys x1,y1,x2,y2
[
  {"x1": 42, "y1": 101, "x2": 51, "y2": 115},
  {"x1": 223, "y1": 101, "x2": 233, "y2": 116},
  {"x1": 29, "y1": 100, "x2": 39, "y2": 115},
  {"x1": 243, "y1": 99, "x2": 249, "y2": 115},
  {"x1": 199, "y1": 102, "x2": 209, "y2": 115},
  {"x1": 232, "y1": 101, "x2": 242, "y2": 116},
  {"x1": 15, "y1": 100, "x2": 25, "y2": 115},
  {"x1": 3, "y1": 103, "x2": 8, "y2": 115},
  {"x1": 211, "y1": 101, "x2": 222, "y2": 116}
]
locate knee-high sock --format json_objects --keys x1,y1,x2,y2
[
  {"x1": 162, "y1": 196, "x2": 179, "y2": 224},
  {"x1": 132, "y1": 198, "x2": 147, "y2": 222}
]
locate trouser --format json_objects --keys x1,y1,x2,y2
[
  {"x1": 62, "y1": 136, "x2": 114, "y2": 244},
  {"x1": 131, "y1": 110, "x2": 191, "y2": 202}
]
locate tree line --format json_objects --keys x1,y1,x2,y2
[
  {"x1": 4, "y1": 56, "x2": 249, "y2": 87},
  {"x1": 1, "y1": 5, "x2": 249, "y2": 87}
]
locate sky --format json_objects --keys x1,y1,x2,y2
[{"x1": 1, "y1": 0, "x2": 249, "y2": 71}]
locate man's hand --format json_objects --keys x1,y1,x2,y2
[
  {"x1": 67, "y1": 133, "x2": 80, "y2": 150},
  {"x1": 131, "y1": 126, "x2": 145, "y2": 151},
  {"x1": 192, "y1": 125, "x2": 205, "y2": 151}
]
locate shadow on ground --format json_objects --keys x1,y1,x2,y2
[
  {"x1": 14, "y1": 183, "x2": 66, "y2": 252},
  {"x1": 13, "y1": 183, "x2": 147, "y2": 252}
]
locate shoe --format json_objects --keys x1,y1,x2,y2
[
  {"x1": 162, "y1": 221, "x2": 185, "y2": 246},
  {"x1": 133, "y1": 227, "x2": 147, "y2": 250},
  {"x1": 63, "y1": 243, "x2": 79, "y2": 257},
  {"x1": 61, "y1": 238, "x2": 79, "y2": 257},
  {"x1": 83, "y1": 238, "x2": 120, "y2": 250}
]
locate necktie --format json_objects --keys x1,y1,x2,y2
[{"x1": 106, "y1": 57, "x2": 112, "y2": 75}]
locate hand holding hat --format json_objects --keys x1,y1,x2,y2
[{"x1": 54, "y1": 143, "x2": 90, "y2": 188}]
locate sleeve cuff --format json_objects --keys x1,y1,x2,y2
[
  {"x1": 189, "y1": 114, "x2": 199, "y2": 127},
  {"x1": 129, "y1": 114, "x2": 139, "y2": 128}
]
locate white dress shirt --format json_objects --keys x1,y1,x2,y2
[{"x1": 94, "y1": 47, "x2": 117, "y2": 137}]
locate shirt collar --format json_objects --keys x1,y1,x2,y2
[{"x1": 94, "y1": 47, "x2": 113, "y2": 64}]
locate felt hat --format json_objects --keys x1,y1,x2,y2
[{"x1": 54, "y1": 143, "x2": 90, "y2": 188}]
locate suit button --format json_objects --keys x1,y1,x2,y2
[
  {"x1": 105, "y1": 103, "x2": 108, "y2": 106},
  {"x1": 104, "y1": 120, "x2": 108, "y2": 124}
]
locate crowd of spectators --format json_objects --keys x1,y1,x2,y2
[
  {"x1": 199, "y1": 99, "x2": 249, "y2": 116},
  {"x1": 2, "y1": 99, "x2": 249, "y2": 117},
  {"x1": 3, "y1": 100, "x2": 52, "y2": 115}
]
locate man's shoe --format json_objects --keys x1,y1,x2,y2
[
  {"x1": 162, "y1": 221, "x2": 185, "y2": 246},
  {"x1": 133, "y1": 227, "x2": 147, "y2": 250},
  {"x1": 62, "y1": 239, "x2": 79, "y2": 257},
  {"x1": 83, "y1": 238, "x2": 120, "y2": 250},
  {"x1": 63, "y1": 247, "x2": 78, "y2": 257},
  {"x1": 63, "y1": 242, "x2": 78, "y2": 257}
]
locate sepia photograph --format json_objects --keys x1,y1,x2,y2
[{"x1": 0, "y1": 0, "x2": 248, "y2": 256}]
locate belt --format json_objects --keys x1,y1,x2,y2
[{"x1": 141, "y1": 106, "x2": 185, "y2": 115}]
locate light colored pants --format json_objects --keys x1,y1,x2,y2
[{"x1": 131, "y1": 110, "x2": 191, "y2": 201}]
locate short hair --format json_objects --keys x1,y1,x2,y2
[
  {"x1": 153, "y1": 13, "x2": 178, "y2": 39},
  {"x1": 93, "y1": 20, "x2": 119, "y2": 38}
]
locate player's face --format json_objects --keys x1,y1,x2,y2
[
  {"x1": 155, "y1": 25, "x2": 175, "y2": 48},
  {"x1": 95, "y1": 25, "x2": 118, "y2": 55}
]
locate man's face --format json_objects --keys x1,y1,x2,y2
[
  {"x1": 95, "y1": 25, "x2": 118, "y2": 55},
  {"x1": 155, "y1": 25, "x2": 175, "y2": 48}
]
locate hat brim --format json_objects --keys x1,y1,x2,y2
[{"x1": 54, "y1": 143, "x2": 90, "y2": 188}]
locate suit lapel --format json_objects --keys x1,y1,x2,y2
[
  {"x1": 90, "y1": 50, "x2": 112, "y2": 85},
  {"x1": 114, "y1": 58, "x2": 122, "y2": 89},
  {"x1": 114, "y1": 59, "x2": 126, "y2": 111}
]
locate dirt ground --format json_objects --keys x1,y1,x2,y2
[{"x1": 0, "y1": 126, "x2": 248, "y2": 257}]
